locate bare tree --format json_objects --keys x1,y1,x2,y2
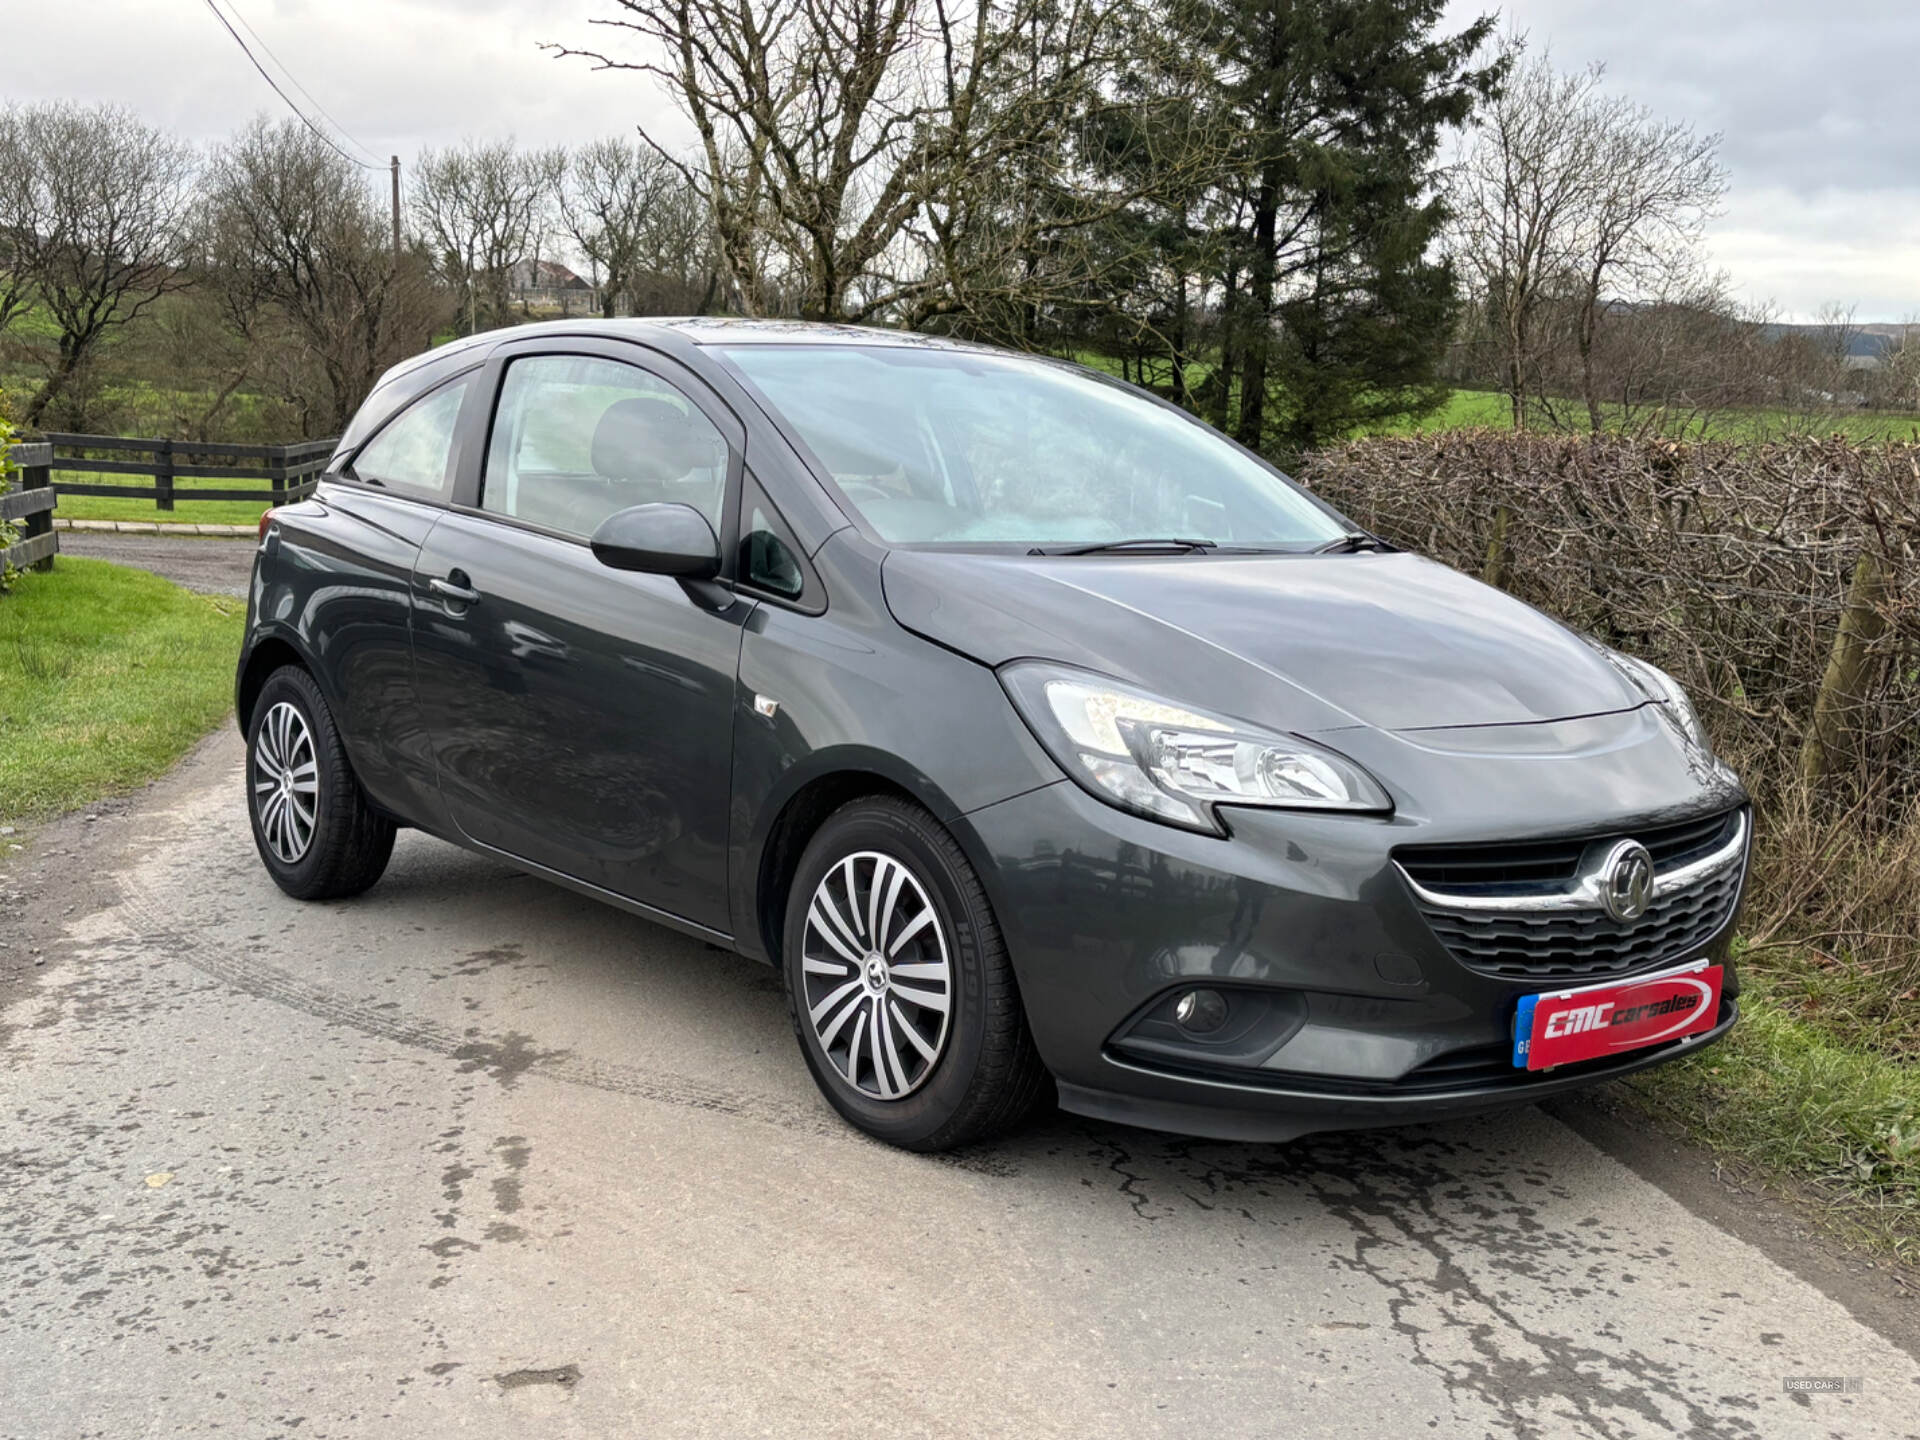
[
  {"x1": 549, "y1": 0, "x2": 1130, "y2": 324},
  {"x1": 1534, "y1": 270, "x2": 1767, "y2": 438},
  {"x1": 1563, "y1": 97, "x2": 1726, "y2": 431},
  {"x1": 0, "y1": 110, "x2": 38, "y2": 338},
  {"x1": 1452, "y1": 43, "x2": 1729, "y2": 434},
  {"x1": 558, "y1": 138, "x2": 695, "y2": 318},
  {"x1": 627, "y1": 165, "x2": 727, "y2": 314},
  {"x1": 1765, "y1": 302, "x2": 1871, "y2": 433},
  {"x1": 411, "y1": 140, "x2": 563, "y2": 334},
  {"x1": 204, "y1": 119, "x2": 450, "y2": 435},
  {"x1": 1449, "y1": 44, "x2": 1605, "y2": 429},
  {"x1": 3, "y1": 103, "x2": 195, "y2": 428},
  {"x1": 1882, "y1": 321, "x2": 1920, "y2": 414}
]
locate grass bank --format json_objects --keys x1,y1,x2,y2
[
  {"x1": 0, "y1": 558, "x2": 243, "y2": 822},
  {"x1": 1625, "y1": 963, "x2": 1920, "y2": 1263}
]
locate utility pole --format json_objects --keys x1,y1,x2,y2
[{"x1": 390, "y1": 156, "x2": 402, "y2": 257}]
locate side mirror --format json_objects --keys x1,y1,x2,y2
[{"x1": 590, "y1": 503, "x2": 721, "y2": 580}]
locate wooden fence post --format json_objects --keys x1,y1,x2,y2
[
  {"x1": 1799, "y1": 551, "x2": 1889, "y2": 787},
  {"x1": 1, "y1": 442, "x2": 59, "y2": 572},
  {"x1": 154, "y1": 437, "x2": 174, "y2": 511},
  {"x1": 23, "y1": 447, "x2": 53, "y2": 572}
]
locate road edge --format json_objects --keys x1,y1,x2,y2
[{"x1": 1547, "y1": 1088, "x2": 1919, "y2": 1362}]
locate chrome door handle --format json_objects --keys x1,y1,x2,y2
[{"x1": 430, "y1": 576, "x2": 481, "y2": 605}]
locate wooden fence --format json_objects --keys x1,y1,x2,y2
[
  {"x1": 42, "y1": 433, "x2": 337, "y2": 511},
  {"x1": 2, "y1": 442, "x2": 57, "y2": 572}
]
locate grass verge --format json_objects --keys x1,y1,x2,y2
[
  {"x1": 1626, "y1": 964, "x2": 1920, "y2": 1264},
  {"x1": 0, "y1": 557, "x2": 244, "y2": 822}
]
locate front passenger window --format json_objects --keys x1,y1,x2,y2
[{"x1": 482, "y1": 355, "x2": 729, "y2": 541}]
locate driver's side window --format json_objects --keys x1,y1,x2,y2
[{"x1": 481, "y1": 355, "x2": 728, "y2": 540}]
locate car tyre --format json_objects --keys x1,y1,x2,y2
[
  {"x1": 246, "y1": 665, "x2": 396, "y2": 901},
  {"x1": 783, "y1": 796, "x2": 1050, "y2": 1151}
]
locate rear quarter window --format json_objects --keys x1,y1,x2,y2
[{"x1": 348, "y1": 377, "x2": 471, "y2": 502}]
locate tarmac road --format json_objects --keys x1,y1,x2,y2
[{"x1": 1, "y1": 731, "x2": 1915, "y2": 1439}]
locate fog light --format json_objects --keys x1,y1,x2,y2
[{"x1": 1173, "y1": 988, "x2": 1229, "y2": 1034}]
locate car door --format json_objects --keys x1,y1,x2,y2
[
  {"x1": 283, "y1": 366, "x2": 479, "y2": 833},
  {"x1": 408, "y1": 340, "x2": 750, "y2": 933}
]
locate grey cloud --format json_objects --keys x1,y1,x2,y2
[
  {"x1": 1502, "y1": 0, "x2": 1920, "y2": 196},
  {"x1": 1447, "y1": 0, "x2": 1919, "y2": 316}
]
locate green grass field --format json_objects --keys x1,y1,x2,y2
[
  {"x1": 1068, "y1": 352, "x2": 1920, "y2": 444},
  {"x1": 53, "y1": 480, "x2": 280, "y2": 527},
  {"x1": 0, "y1": 558, "x2": 244, "y2": 821},
  {"x1": 1351, "y1": 389, "x2": 1920, "y2": 442}
]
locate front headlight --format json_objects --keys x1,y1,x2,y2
[
  {"x1": 1000, "y1": 661, "x2": 1392, "y2": 833},
  {"x1": 1609, "y1": 651, "x2": 1710, "y2": 750}
]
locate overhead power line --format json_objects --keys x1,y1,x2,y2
[
  {"x1": 198, "y1": 0, "x2": 384, "y2": 171},
  {"x1": 218, "y1": 0, "x2": 383, "y2": 167}
]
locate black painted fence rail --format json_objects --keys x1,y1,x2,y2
[
  {"x1": 41, "y1": 433, "x2": 338, "y2": 509},
  {"x1": 2, "y1": 442, "x2": 57, "y2": 572}
]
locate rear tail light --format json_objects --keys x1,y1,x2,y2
[{"x1": 258, "y1": 508, "x2": 276, "y2": 540}]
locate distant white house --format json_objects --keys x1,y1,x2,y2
[{"x1": 507, "y1": 259, "x2": 596, "y2": 313}]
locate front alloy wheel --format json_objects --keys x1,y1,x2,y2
[
  {"x1": 800, "y1": 852, "x2": 953, "y2": 1099},
  {"x1": 783, "y1": 797, "x2": 1049, "y2": 1151}
]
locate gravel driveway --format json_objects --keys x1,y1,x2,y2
[
  {"x1": 57, "y1": 530, "x2": 256, "y2": 596},
  {"x1": 1, "y1": 732, "x2": 1915, "y2": 1439}
]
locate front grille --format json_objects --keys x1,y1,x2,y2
[
  {"x1": 1419, "y1": 862, "x2": 1743, "y2": 981},
  {"x1": 1396, "y1": 808, "x2": 1740, "y2": 901},
  {"x1": 1399, "y1": 809, "x2": 1747, "y2": 982}
]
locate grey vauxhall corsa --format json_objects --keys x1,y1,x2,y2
[{"x1": 235, "y1": 318, "x2": 1749, "y2": 1151}]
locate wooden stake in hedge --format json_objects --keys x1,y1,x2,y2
[
  {"x1": 1799, "y1": 551, "x2": 1890, "y2": 787},
  {"x1": 1481, "y1": 503, "x2": 1512, "y2": 590}
]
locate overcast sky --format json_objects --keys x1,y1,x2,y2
[{"x1": 9, "y1": 0, "x2": 1916, "y2": 321}]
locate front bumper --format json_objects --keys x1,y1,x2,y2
[
  {"x1": 1057, "y1": 1000, "x2": 1738, "y2": 1142},
  {"x1": 962, "y1": 775, "x2": 1745, "y2": 1143}
]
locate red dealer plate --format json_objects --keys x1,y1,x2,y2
[{"x1": 1512, "y1": 962, "x2": 1723, "y2": 1070}]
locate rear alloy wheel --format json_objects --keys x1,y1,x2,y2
[
  {"x1": 783, "y1": 797, "x2": 1049, "y2": 1150},
  {"x1": 254, "y1": 701, "x2": 318, "y2": 864},
  {"x1": 246, "y1": 665, "x2": 396, "y2": 901}
]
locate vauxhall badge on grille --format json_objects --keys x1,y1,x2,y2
[{"x1": 1598, "y1": 840, "x2": 1656, "y2": 922}]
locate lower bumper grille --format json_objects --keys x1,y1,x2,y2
[
  {"x1": 1392, "y1": 998, "x2": 1738, "y2": 1090},
  {"x1": 1128, "y1": 998, "x2": 1739, "y2": 1096}
]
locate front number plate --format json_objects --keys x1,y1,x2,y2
[{"x1": 1513, "y1": 962, "x2": 1723, "y2": 1070}]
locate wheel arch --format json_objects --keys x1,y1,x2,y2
[
  {"x1": 739, "y1": 739, "x2": 1015, "y2": 969},
  {"x1": 236, "y1": 631, "x2": 316, "y2": 734},
  {"x1": 748, "y1": 766, "x2": 921, "y2": 969}
]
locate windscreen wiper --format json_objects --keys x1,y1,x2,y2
[
  {"x1": 1313, "y1": 532, "x2": 1392, "y2": 554},
  {"x1": 1039, "y1": 537, "x2": 1218, "y2": 556}
]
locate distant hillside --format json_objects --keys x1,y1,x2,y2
[{"x1": 1762, "y1": 321, "x2": 1917, "y2": 361}]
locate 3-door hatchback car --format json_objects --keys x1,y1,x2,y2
[{"x1": 237, "y1": 318, "x2": 1748, "y2": 1150}]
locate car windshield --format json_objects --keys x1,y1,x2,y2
[{"x1": 717, "y1": 343, "x2": 1351, "y2": 550}]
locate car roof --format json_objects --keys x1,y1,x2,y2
[
  {"x1": 417, "y1": 316, "x2": 1006, "y2": 354},
  {"x1": 649, "y1": 318, "x2": 991, "y2": 351},
  {"x1": 353, "y1": 318, "x2": 1031, "y2": 449}
]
